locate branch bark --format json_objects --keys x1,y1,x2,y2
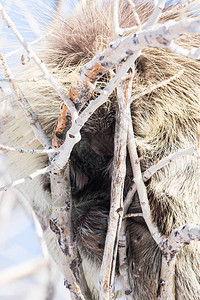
[
  {"x1": 158, "y1": 224, "x2": 200, "y2": 300},
  {"x1": 49, "y1": 168, "x2": 91, "y2": 300},
  {"x1": 99, "y1": 74, "x2": 131, "y2": 300}
]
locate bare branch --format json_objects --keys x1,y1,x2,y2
[
  {"x1": 145, "y1": 0, "x2": 166, "y2": 28},
  {"x1": 169, "y1": 41, "x2": 200, "y2": 59},
  {"x1": 158, "y1": 224, "x2": 200, "y2": 299},
  {"x1": 99, "y1": 74, "x2": 130, "y2": 300},
  {"x1": 127, "y1": 105, "x2": 164, "y2": 246},
  {"x1": 49, "y1": 168, "x2": 90, "y2": 300},
  {"x1": 53, "y1": 53, "x2": 139, "y2": 169},
  {"x1": 5, "y1": 32, "x2": 51, "y2": 59},
  {"x1": 143, "y1": 146, "x2": 196, "y2": 182},
  {"x1": 123, "y1": 212, "x2": 143, "y2": 219},
  {"x1": 197, "y1": 124, "x2": 200, "y2": 205},
  {"x1": 0, "y1": 75, "x2": 45, "y2": 82},
  {"x1": 127, "y1": 0, "x2": 141, "y2": 28},
  {"x1": 111, "y1": 0, "x2": 120, "y2": 39},
  {"x1": 16, "y1": 137, "x2": 37, "y2": 148},
  {"x1": 161, "y1": 0, "x2": 196, "y2": 19},
  {"x1": 130, "y1": 70, "x2": 184, "y2": 104},
  {"x1": 63, "y1": 16, "x2": 200, "y2": 112},
  {"x1": 116, "y1": 0, "x2": 141, "y2": 35},
  {"x1": 0, "y1": 4, "x2": 77, "y2": 119},
  {"x1": 0, "y1": 166, "x2": 49, "y2": 192},
  {"x1": 0, "y1": 143, "x2": 57, "y2": 154},
  {"x1": 118, "y1": 222, "x2": 134, "y2": 300},
  {"x1": 124, "y1": 145, "x2": 196, "y2": 214},
  {"x1": 0, "y1": 52, "x2": 51, "y2": 150}
]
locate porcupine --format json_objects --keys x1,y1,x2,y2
[{"x1": 1, "y1": 0, "x2": 200, "y2": 299}]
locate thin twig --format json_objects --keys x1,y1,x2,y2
[
  {"x1": 5, "y1": 32, "x2": 51, "y2": 59},
  {"x1": 130, "y1": 70, "x2": 184, "y2": 104},
  {"x1": 127, "y1": 105, "x2": 164, "y2": 246},
  {"x1": 143, "y1": 145, "x2": 196, "y2": 182},
  {"x1": 169, "y1": 41, "x2": 200, "y2": 60},
  {"x1": 0, "y1": 52, "x2": 51, "y2": 150},
  {"x1": 16, "y1": 137, "x2": 37, "y2": 148},
  {"x1": 0, "y1": 4, "x2": 77, "y2": 119},
  {"x1": 0, "y1": 143, "x2": 57, "y2": 154},
  {"x1": 124, "y1": 145, "x2": 196, "y2": 214},
  {"x1": 0, "y1": 75, "x2": 45, "y2": 82},
  {"x1": 123, "y1": 212, "x2": 143, "y2": 219},
  {"x1": 111, "y1": 0, "x2": 120, "y2": 39},
  {"x1": 0, "y1": 258, "x2": 48, "y2": 286},
  {"x1": 0, "y1": 166, "x2": 50, "y2": 192},
  {"x1": 127, "y1": 0, "x2": 141, "y2": 28},
  {"x1": 197, "y1": 124, "x2": 200, "y2": 205}
]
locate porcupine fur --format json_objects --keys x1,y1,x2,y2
[{"x1": 1, "y1": 0, "x2": 200, "y2": 299}]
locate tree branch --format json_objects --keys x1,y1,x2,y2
[
  {"x1": 127, "y1": 105, "x2": 164, "y2": 245},
  {"x1": 0, "y1": 52, "x2": 51, "y2": 150},
  {"x1": 0, "y1": 166, "x2": 49, "y2": 192},
  {"x1": 158, "y1": 224, "x2": 200, "y2": 300},
  {"x1": 0, "y1": 143, "x2": 57, "y2": 154},
  {"x1": 145, "y1": 0, "x2": 166, "y2": 28},
  {"x1": 0, "y1": 4, "x2": 77, "y2": 119},
  {"x1": 99, "y1": 73, "x2": 131, "y2": 300},
  {"x1": 49, "y1": 168, "x2": 90, "y2": 300},
  {"x1": 124, "y1": 145, "x2": 196, "y2": 213}
]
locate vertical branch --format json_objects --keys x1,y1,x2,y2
[
  {"x1": 111, "y1": 0, "x2": 120, "y2": 39},
  {"x1": 49, "y1": 168, "x2": 91, "y2": 300},
  {"x1": 158, "y1": 252, "x2": 176, "y2": 300},
  {"x1": 127, "y1": 107, "x2": 163, "y2": 246},
  {"x1": 118, "y1": 72, "x2": 135, "y2": 300},
  {"x1": 126, "y1": 0, "x2": 141, "y2": 29},
  {"x1": 99, "y1": 76, "x2": 130, "y2": 300},
  {"x1": 145, "y1": 0, "x2": 167, "y2": 28}
]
